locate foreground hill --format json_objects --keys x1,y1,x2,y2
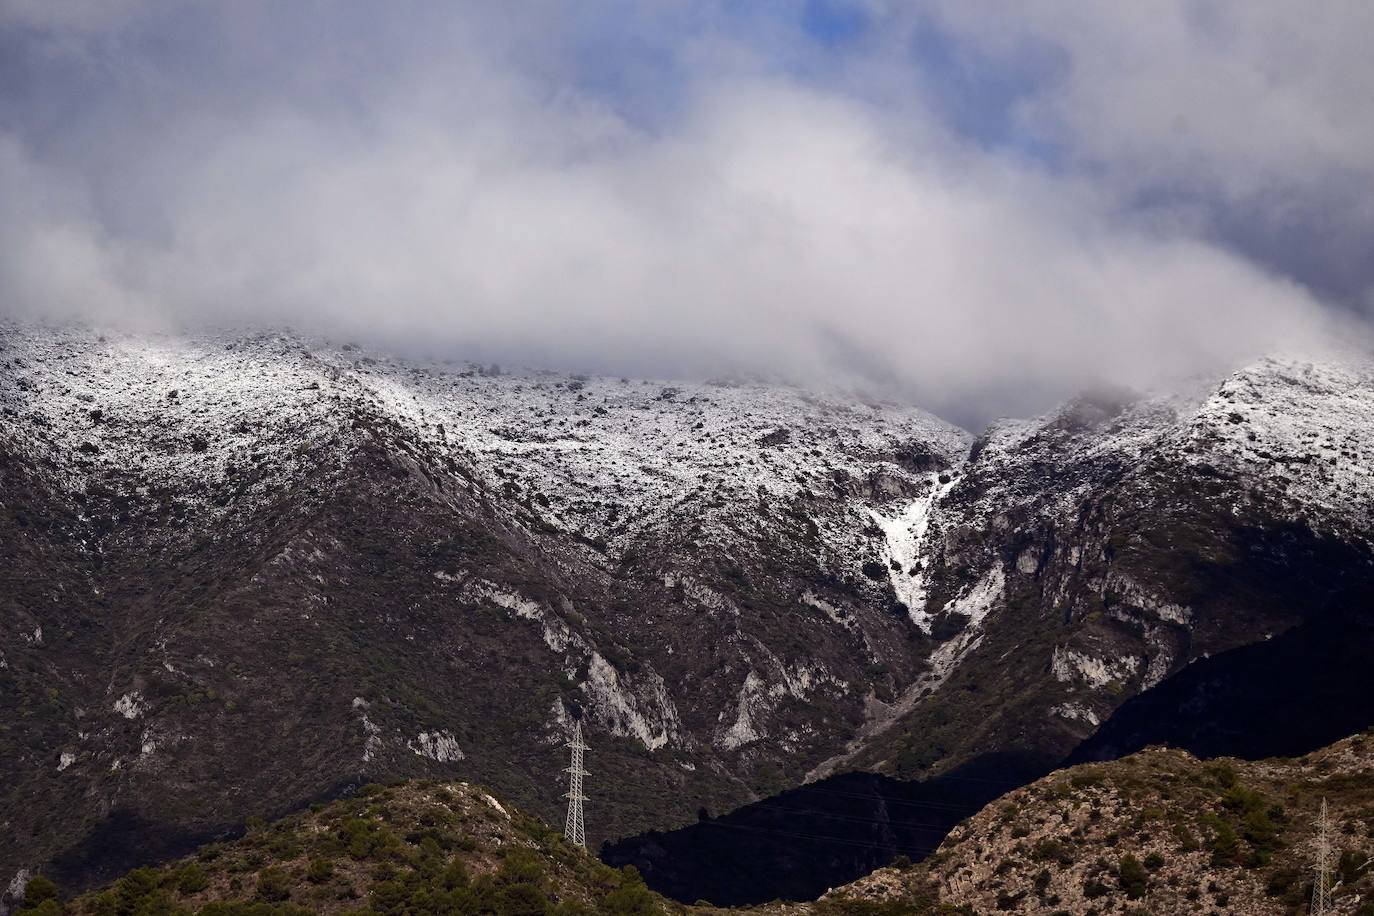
[
  {"x1": 16, "y1": 780, "x2": 670, "y2": 916},
  {"x1": 4, "y1": 323, "x2": 1374, "y2": 903},
  {"x1": 832, "y1": 731, "x2": 1374, "y2": 914},
  {"x1": 9, "y1": 777, "x2": 939, "y2": 916},
  {"x1": 14, "y1": 732, "x2": 1373, "y2": 916}
]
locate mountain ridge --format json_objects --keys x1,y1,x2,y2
[{"x1": 3, "y1": 322, "x2": 1373, "y2": 903}]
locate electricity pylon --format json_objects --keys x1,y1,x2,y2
[
  {"x1": 1312, "y1": 797, "x2": 1335, "y2": 915},
  {"x1": 563, "y1": 718, "x2": 590, "y2": 849}
]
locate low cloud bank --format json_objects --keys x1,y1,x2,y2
[{"x1": 0, "y1": 2, "x2": 1366, "y2": 425}]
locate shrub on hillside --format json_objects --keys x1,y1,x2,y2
[
  {"x1": 1118, "y1": 853, "x2": 1148, "y2": 899},
  {"x1": 599, "y1": 867, "x2": 661, "y2": 916},
  {"x1": 255, "y1": 867, "x2": 292, "y2": 903}
]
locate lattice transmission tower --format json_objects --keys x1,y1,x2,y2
[
  {"x1": 563, "y1": 718, "x2": 590, "y2": 848},
  {"x1": 1312, "y1": 797, "x2": 1335, "y2": 916}
]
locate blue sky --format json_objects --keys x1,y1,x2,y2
[{"x1": 0, "y1": 1, "x2": 1370, "y2": 423}]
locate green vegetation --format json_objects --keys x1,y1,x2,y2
[
  {"x1": 178, "y1": 865, "x2": 211, "y2": 896},
  {"x1": 19, "y1": 875, "x2": 63, "y2": 916},
  {"x1": 43, "y1": 733, "x2": 1374, "y2": 916},
  {"x1": 1116, "y1": 854, "x2": 1147, "y2": 899},
  {"x1": 62, "y1": 783, "x2": 665, "y2": 916},
  {"x1": 906, "y1": 735, "x2": 1374, "y2": 914}
]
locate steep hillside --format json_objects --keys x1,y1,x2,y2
[
  {"x1": 6, "y1": 777, "x2": 940, "y2": 916},
  {"x1": 607, "y1": 358, "x2": 1374, "y2": 903},
  {"x1": 840, "y1": 357, "x2": 1374, "y2": 780},
  {"x1": 13, "y1": 779, "x2": 672, "y2": 916},
  {"x1": 5, "y1": 323, "x2": 1374, "y2": 906},
  {"x1": 834, "y1": 731, "x2": 1374, "y2": 914},
  {"x1": 0, "y1": 324, "x2": 969, "y2": 895},
  {"x1": 22, "y1": 733, "x2": 1374, "y2": 916}
]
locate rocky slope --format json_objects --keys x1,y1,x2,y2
[
  {"x1": 833, "y1": 730, "x2": 1374, "y2": 914},
  {"x1": 4, "y1": 322, "x2": 1374, "y2": 905},
  {"x1": 0, "y1": 323, "x2": 969, "y2": 896},
  {"x1": 22, "y1": 779, "x2": 673, "y2": 916},
  {"x1": 8, "y1": 775, "x2": 931, "y2": 916},
  {"x1": 605, "y1": 357, "x2": 1374, "y2": 904},
  {"x1": 840, "y1": 356, "x2": 1374, "y2": 779}
]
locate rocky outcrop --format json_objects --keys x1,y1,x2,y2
[{"x1": 833, "y1": 732, "x2": 1374, "y2": 914}]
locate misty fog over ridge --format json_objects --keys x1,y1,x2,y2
[
  {"x1": 7, "y1": 315, "x2": 1369, "y2": 437},
  {"x1": 2, "y1": 2, "x2": 1373, "y2": 428}
]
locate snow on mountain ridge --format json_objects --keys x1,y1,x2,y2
[
  {"x1": 338, "y1": 349, "x2": 971, "y2": 550},
  {"x1": 0, "y1": 323, "x2": 972, "y2": 572},
  {"x1": 5, "y1": 323, "x2": 1374, "y2": 900}
]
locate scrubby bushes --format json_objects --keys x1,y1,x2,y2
[
  {"x1": 304, "y1": 858, "x2": 333, "y2": 885},
  {"x1": 1031, "y1": 837, "x2": 1072, "y2": 866},
  {"x1": 19, "y1": 876, "x2": 62, "y2": 916},
  {"x1": 254, "y1": 869, "x2": 291, "y2": 903},
  {"x1": 1117, "y1": 853, "x2": 1148, "y2": 899},
  {"x1": 177, "y1": 864, "x2": 210, "y2": 896}
]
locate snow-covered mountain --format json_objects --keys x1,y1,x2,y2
[
  {"x1": 837, "y1": 356, "x2": 1374, "y2": 778},
  {"x1": 3, "y1": 323, "x2": 1373, "y2": 902},
  {"x1": 606, "y1": 356, "x2": 1374, "y2": 904}
]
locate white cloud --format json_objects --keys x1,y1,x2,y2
[
  {"x1": 0, "y1": 3, "x2": 1364, "y2": 423},
  {"x1": 911, "y1": 1, "x2": 1374, "y2": 311},
  {"x1": 923, "y1": 2, "x2": 1374, "y2": 185}
]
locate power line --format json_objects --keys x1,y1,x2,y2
[
  {"x1": 698, "y1": 818, "x2": 942, "y2": 857},
  {"x1": 585, "y1": 789, "x2": 970, "y2": 829},
  {"x1": 767, "y1": 785, "x2": 1002, "y2": 812},
  {"x1": 719, "y1": 800, "x2": 954, "y2": 831}
]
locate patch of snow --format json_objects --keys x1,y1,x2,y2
[
  {"x1": 806, "y1": 562, "x2": 1009, "y2": 781},
  {"x1": 865, "y1": 473, "x2": 956, "y2": 630},
  {"x1": 673, "y1": 575, "x2": 738, "y2": 617},
  {"x1": 945, "y1": 565, "x2": 1005, "y2": 629},
  {"x1": 900, "y1": 565, "x2": 1007, "y2": 700},
  {"x1": 57, "y1": 751, "x2": 75, "y2": 772}
]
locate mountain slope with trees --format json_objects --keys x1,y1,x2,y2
[{"x1": 3, "y1": 324, "x2": 1373, "y2": 905}]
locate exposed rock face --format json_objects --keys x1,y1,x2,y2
[
  {"x1": 833, "y1": 733, "x2": 1374, "y2": 915},
  {"x1": 836, "y1": 358, "x2": 1374, "y2": 783},
  {"x1": 0, "y1": 324, "x2": 968, "y2": 893},
  {"x1": 3, "y1": 323, "x2": 1373, "y2": 903},
  {"x1": 605, "y1": 358, "x2": 1374, "y2": 904}
]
